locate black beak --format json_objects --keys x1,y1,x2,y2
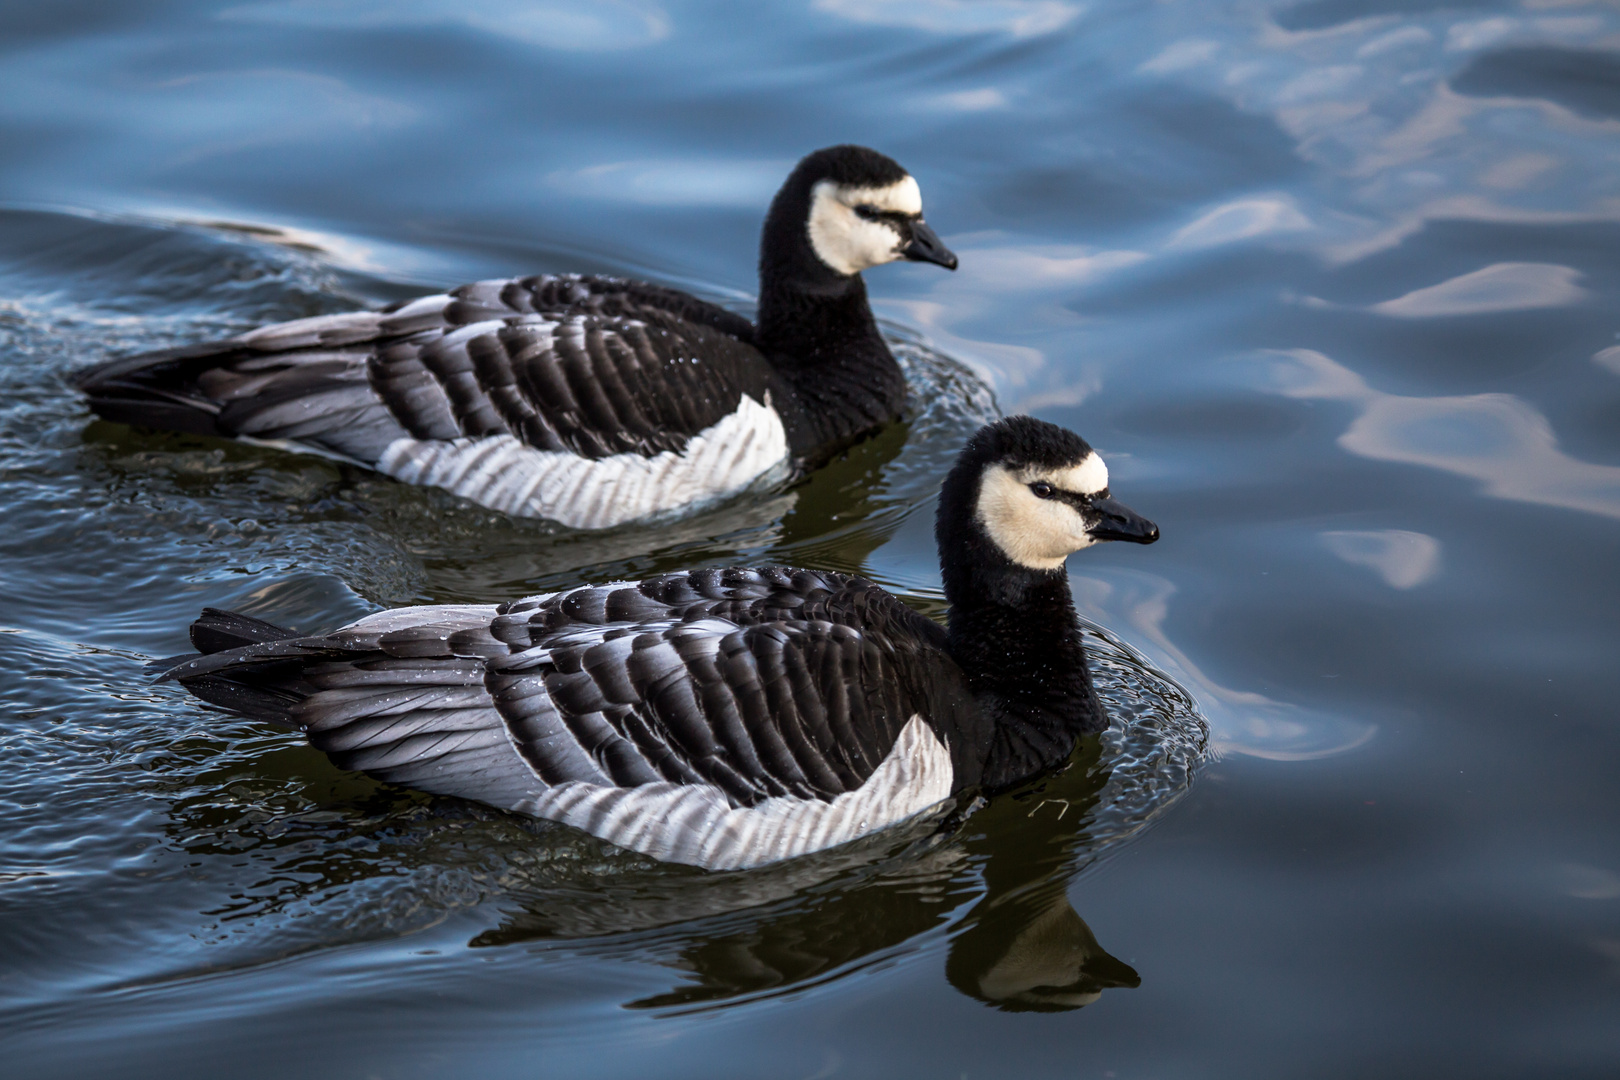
[
  {"x1": 1088, "y1": 497, "x2": 1159, "y2": 544},
  {"x1": 902, "y1": 218, "x2": 958, "y2": 270}
]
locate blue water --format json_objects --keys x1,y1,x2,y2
[{"x1": 3, "y1": 2, "x2": 1620, "y2": 1076}]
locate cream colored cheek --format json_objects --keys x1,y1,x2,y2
[
  {"x1": 808, "y1": 193, "x2": 904, "y2": 274},
  {"x1": 1028, "y1": 500, "x2": 1091, "y2": 558},
  {"x1": 844, "y1": 217, "x2": 903, "y2": 268},
  {"x1": 977, "y1": 478, "x2": 1092, "y2": 569}
]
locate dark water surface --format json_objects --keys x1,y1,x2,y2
[{"x1": 3, "y1": 2, "x2": 1619, "y2": 1077}]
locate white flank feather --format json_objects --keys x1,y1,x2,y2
[
  {"x1": 516, "y1": 715, "x2": 955, "y2": 871},
  {"x1": 376, "y1": 394, "x2": 789, "y2": 529}
]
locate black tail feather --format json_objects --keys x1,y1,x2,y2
[
  {"x1": 180, "y1": 664, "x2": 312, "y2": 727},
  {"x1": 79, "y1": 393, "x2": 224, "y2": 437},
  {"x1": 190, "y1": 606, "x2": 298, "y2": 654},
  {"x1": 75, "y1": 343, "x2": 240, "y2": 436},
  {"x1": 151, "y1": 608, "x2": 311, "y2": 728}
]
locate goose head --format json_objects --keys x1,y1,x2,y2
[
  {"x1": 761, "y1": 145, "x2": 957, "y2": 290},
  {"x1": 938, "y1": 416, "x2": 1158, "y2": 585}
]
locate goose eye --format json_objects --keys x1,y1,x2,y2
[
  {"x1": 853, "y1": 204, "x2": 881, "y2": 221},
  {"x1": 1029, "y1": 481, "x2": 1057, "y2": 499}
]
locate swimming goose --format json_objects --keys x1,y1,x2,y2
[
  {"x1": 75, "y1": 145, "x2": 957, "y2": 529},
  {"x1": 160, "y1": 416, "x2": 1158, "y2": 870}
]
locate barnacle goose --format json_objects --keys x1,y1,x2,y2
[
  {"x1": 159, "y1": 416, "x2": 1158, "y2": 871},
  {"x1": 75, "y1": 146, "x2": 958, "y2": 529}
]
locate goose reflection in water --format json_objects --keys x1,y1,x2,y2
[
  {"x1": 470, "y1": 737, "x2": 1141, "y2": 1013},
  {"x1": 946, "y1": 860, "x2": 1141, "y2": 1012}
]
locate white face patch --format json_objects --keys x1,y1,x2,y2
[
  {"x1": 974, "y1": 453, "x2": 1109, "y2": 571},
  {"x1": 806, "y1": 176, "x2": 923, "y2": 275},
  {"x1": 1057, "y1": 453, "x2": 1108, "y2": 496}
]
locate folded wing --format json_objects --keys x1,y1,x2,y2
[
  {"x1": 167, "y1": 569, "x2": 969, "y2": 869},
  {"x1": 78, "y1": 276, "x2": 786, "y2": 526}
]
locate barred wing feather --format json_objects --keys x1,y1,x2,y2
[
  {"x1": 77, "y1": 276, "x2": 787, "y2": 527},
  {"x1": 169, "y1": 570, "x2": 970, "y2": 869}
]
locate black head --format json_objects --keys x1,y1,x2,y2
[
  {"x1": 796, "y1": 145, "x2": 912, "y2": 189},
  {"x1": 936, "y1": 416, "x2": 1158, "y2": 597},
  {"x1": 760, "y1": 144, "x2": 957, "y2": 292}
]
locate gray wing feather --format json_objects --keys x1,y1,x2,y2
[
  {"x1": 78, "y1": 275, "x2": 770, "y2": 469},
  {"x1": 172, "y1": 569, "x2": 961, "y2": 868}
]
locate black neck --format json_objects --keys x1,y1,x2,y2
[
  {"x1": 753, "y1": 187, "x2": 907, "y2": 465},
  {"x1": 938, "y1": 531, "x2": 1106, "y2": 790},
  {"x1": 753, "y1": 275, "x2": 906, "y2": 464},
  {"x1": 949, "y1": 565, "x2": 1105, "y2": 790}
]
